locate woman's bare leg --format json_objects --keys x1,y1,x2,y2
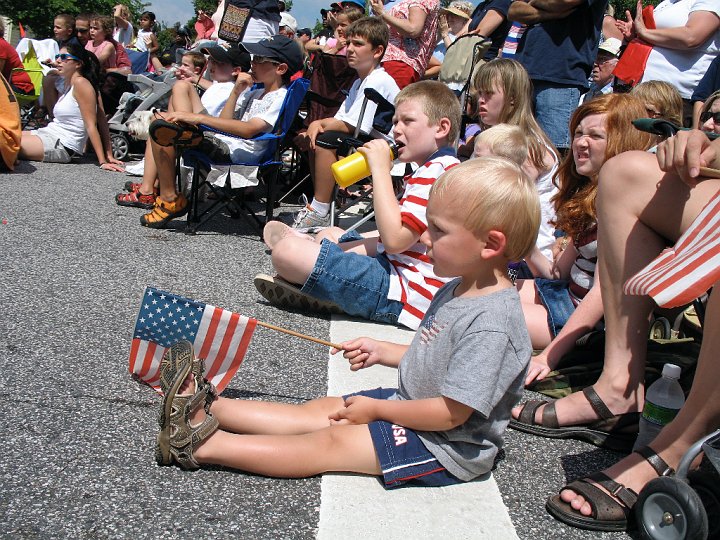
[
  {"x1": 516, "y1": 279, "x2": 553, "y2": 349},
  {"x1": 18, "y1": 132, "x2": 45, "y2": 161}
]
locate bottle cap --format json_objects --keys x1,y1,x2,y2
[{"x1": 662, "y1": 363, "x2": 681, "y2": 379}]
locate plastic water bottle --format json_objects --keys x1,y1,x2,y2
[
  {"x1": 633, "y1": 363, "x2": 685, "y2": 451},
  {"x1": 331, "y1": 144, "x2": 398, "y2": 188}
]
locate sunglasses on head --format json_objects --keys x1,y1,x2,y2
[
  {"x1": 251, "y1": 56, "x2": 280, "y2": 65},
  {"x1": 55, "y1": 53, "x2": 81, "y2": 62},
  {"x1": 700, "y1": 111, "x2": 720, "y2": 124}
]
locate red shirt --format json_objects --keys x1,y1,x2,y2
[{"x1": 0, "y1": 38, "x2": 33, "y2": 93}]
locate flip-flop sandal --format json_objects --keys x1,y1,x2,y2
[
  {"x1": 509, "y1": 386, "x2": 640, "y2": 452},
  {"x1": 149, "y1": 119, "x2": 203, "y2": 148},
  {"x1": 254, "y1": 273, "x2": 345, "y2": 315},
  {"x1": 545, "y1": 446, "x2": 674, "y2": 532}
]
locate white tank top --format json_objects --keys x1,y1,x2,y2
[{"x1": 45, "y1": 85, "x2": 89, "y2": 154}]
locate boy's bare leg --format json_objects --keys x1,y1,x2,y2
[
  {"x1": 150, "y1": 138, "x2": 179, "y2": 201},
  {"x1": 560, "y1": 281, "x2": 720, "y2": 515},
  {"x1": 313, "y1": 146, "x2": 339, "y2": 205},
  {"x1": 138, "y1": 141, "x2": 158, "y2": 194},
  {"x1": 196, "y1": 424, "x2": 381, "y2": 477},
  {"x1": 272, "y1": 236, "x2": 380, "y2": 285},
  {"x1": 168, "y1": 80, "x2": 205, "y2": 114},
  {"x1": 210, "y1": 395, "x2": 346, "y2": 435}
]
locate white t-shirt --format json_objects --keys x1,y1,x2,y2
[
  {"x1": 201, "y1": 81, "x2": 235, "y2": 117},
  {"x1": 114, "y1": 23, "x2": 134, "y2": 46},
  {"x1": 641, "y1": 0, "x2": 720, "y2": 98},
  {"x1": 134, "y1": 29, "x2": 152, "y2": 52},
  {"x1": 334, "y1": 67, "x2": 400, "y2": 135},
  {"x1": 535, "y1": 145, "x2": 559, "y2": 261},
  {"x1": 42, "y1": 85, "x2": 88, "y2": 154}
]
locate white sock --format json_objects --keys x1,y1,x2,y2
[{"x1": 310, "y1": 199, "x2": 330, "y2": 216}]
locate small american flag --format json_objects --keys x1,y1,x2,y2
[
  {"x1": 129, "y1": 287, "x2": 257, "y2": 393},
  {"x1": 624, "y1": 188, "x2": 720, "y2": 308}
]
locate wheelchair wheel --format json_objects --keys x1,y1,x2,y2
[
  {"x1": 636, "y1": 476, "x2": 708, "y2": 540},
  {"x1": 688, "y1": 470, "x2": 720, "y2": 539},
  {"x1": 650, "y1": 317, "x2": 672, "y2": 340},
  {"x1": 111, "y1": 133, "x2": 130, "y2": 161}
]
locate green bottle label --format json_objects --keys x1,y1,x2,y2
[{"x1": 641, "y1": 401, "x2": 680, "y2": 426}]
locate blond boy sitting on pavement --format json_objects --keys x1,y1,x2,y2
[
  {"x1": 256, "y1": 80, "x2": 461, "y2": 330},
  {"x1": 157, "y1": 156, "x2": 540, "y2": 486}
]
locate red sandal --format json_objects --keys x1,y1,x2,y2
[{"x1": 115, "y1": 190, "x2": 156, "y2": 209}]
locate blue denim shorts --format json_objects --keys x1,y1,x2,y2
[
  {"x1": 301, "y1": 231, "x2": 404, "y2": 324},
  {"x1": 532, "y1": 82, "x2": 582, "y2": 150},
  {"x1": 534, "y1": 278, "x2": 576, "y2": 337},
  {"x1": 343, "y1": 388, "x2": 462, "y2": 489}
]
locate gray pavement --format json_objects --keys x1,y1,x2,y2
[{"x1": 1, "y1": 159, "x2": 631, "y2": 539}]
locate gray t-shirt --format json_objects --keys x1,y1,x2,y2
[{"x1": 393, "y1": 281, "x2": 531, "y2": 481}]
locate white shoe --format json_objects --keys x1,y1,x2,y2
[
  {"x1": 292, "y1": 195, "x2": 330, "y2": 232},
  {"x1": 125, "y1": 159, "x2": 145, "y2": 176}
]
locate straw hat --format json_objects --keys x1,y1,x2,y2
[{"x1": 442, "y1": 1, "x2": 473, "y2": 20}]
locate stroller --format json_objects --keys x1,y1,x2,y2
[{"x1": 106, "y1": 70, "x2": 176, "y2": 161}]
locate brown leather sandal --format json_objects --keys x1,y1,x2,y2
[
  {"x1": 509, "y1": 386, "x2": 640, "y2": 451},
  {"x1": 546, "y1": 446, "x2": 674, "y2": 531},
  {"x1": 149, "y1": 119, "x2": 203, "y2": 148}
]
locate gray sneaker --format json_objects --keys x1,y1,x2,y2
[{"x1": 292, "y1": 195, "x2": 331, "y2": 231}]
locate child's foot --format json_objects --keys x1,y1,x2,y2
[{"x1": 262, "y1": 220, "x2": 314, "y2": 250}]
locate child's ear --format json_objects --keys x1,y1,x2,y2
[
  {"x1": 481, "y1": 230, "x2": 508, "y2": 259},
  {"x1": 372, "y1": 45, "x2": 385, "y2": 60},
  {"x1": 434, "y1": 116, "x2": 452, "y2": 141}
]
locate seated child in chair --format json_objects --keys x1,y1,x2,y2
[
  {"x1": 127, "y1": 35, "x2": 302, "y2": 227},
  {"x1": 256, "y1": 80, "x2": 461, "y2": 330},
  {"x1": 157, "y1": 156, "x2": 540, "y2": 486},
  {"x1": 292, "y1": 16, "x2": 401, "y2": 230}
]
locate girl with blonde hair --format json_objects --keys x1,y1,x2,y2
[{"x1": 471, "y1": 58, "x2": 558, "y2": 272}]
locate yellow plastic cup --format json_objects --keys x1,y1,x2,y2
[{"x1": 331, "y1": 144, "x2": 397, "y2": 188}]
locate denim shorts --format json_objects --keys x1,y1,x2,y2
[
  {"x1": 534, "y1": 278, "x2": 576, "y2": 337},
  {"x1": 532, "y1": 82, "x2": 582, "y2": 150},
  {"x1": 343, "y1": 388, "x2": 462, "y2": 489},
  {"x1": 301, "y1": 231, "x2": 404, "y2": 324}
]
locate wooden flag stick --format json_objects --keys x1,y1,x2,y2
[
  {"x1": 256, "y1": 320, "x2": 343, "y2": 349},
  {"x1": 699, "y1": 166, "x2": 720, "y2": 179}
]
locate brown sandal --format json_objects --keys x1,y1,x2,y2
[
  {"x1": 509, "y1": 386, "x2": 640, "y2": 451},
  {"x1": 545, "y1": 446, "x2": 674, "y2": 531},
  {"x1": 149, "y1": 119, "x2": 203, "y2": 148}
]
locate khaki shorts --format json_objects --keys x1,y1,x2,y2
[{"x1": 29, "y1": 129, "x2": 79, "y2": 164}]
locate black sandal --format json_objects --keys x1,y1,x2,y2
[
  {"x1": 149, "y1": 119, "x2": 203, "y2": 148},
  {"x1": 509, "y1": 386, "x2": 640, "y2": 451},
  {"x1": 546, "y1": 446, "x2": 674, "y2": 532}
]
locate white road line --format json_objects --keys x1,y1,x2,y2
[{"x1": 317, "y1": 316, "x2": 519, "y2": 540}]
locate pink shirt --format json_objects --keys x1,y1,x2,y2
[
  {"x1": 382, "y1": 0, "x2": 439, "y2": 76},
  {"x1": 86, "y1": 40, "x2": 116, "y2": 69}
]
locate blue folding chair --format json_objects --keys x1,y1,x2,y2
[{"x1": 181, "y1": 77, "x2": 310, "y2": 235}]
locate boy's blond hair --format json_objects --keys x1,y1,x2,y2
[
  {"x1": 430, "y1": 157, "x2": 540, "y2": 261},
  {"x1": 182, "y1": 51, "x2": 206, "y2": 70},
  {"x1": 395, "y1": 80, "x2": 462, "y2": 145},
  {"x1": 631, "y1": 80, "x2": 683, "y2": 127},
  {"x1": 474, "y1": 124, "x2": 529, "y2": 167}
]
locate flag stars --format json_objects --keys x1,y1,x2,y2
[
  {"x1": 160, "y1": 294, "x2": 166, "y2": 300},
  {"x1": 172, "y1": 298, "x2": 178, "y2": 304},
  {"x1": 160, "y1": 317, "x2": 166, "y2": 322},
  {"x1": 152, "y1": 299, "x2": 157, "y2": 305}
]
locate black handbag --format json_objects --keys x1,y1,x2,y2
[{"x1": 218, "y1": 0, "x2": 252, "y2": 43}]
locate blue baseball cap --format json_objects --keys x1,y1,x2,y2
[{"x1": 331, "y1": 0, "x2": 366, "y2": 10}]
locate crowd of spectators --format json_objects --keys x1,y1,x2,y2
[{"x1": 6, "y1": 0, "x2": 720, "y2": 533}]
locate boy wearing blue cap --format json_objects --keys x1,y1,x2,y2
[{"x1": 140, "y1": 35, "x2": 303, "y2": 228}]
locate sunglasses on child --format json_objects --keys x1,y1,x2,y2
[
  {"x1": 251, "y1": 56, "x2": 280, "y2": 65},
  {"x1": 700, "y1": 111, "x2": 720, "y2": 124},
  {"x1": 55, "y1": 53, "x2": 82, "y2": 62}
]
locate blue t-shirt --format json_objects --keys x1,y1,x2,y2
[
  {"x1": 515, "y1": 0, "x2": 607, "y2": 88},
  {"x1": 468, "y1": 0, "x2": 512, "y2": 59},
  {"x1": 692, "y1": 54, "x2": 720, "y2": 103}
]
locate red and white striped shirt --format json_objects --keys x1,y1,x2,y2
[{"x1": 377, "y1": 149, "x2": 459, "y2": 329}]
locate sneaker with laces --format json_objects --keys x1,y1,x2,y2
[
  {"x1": 292, "y1": 203, "x2": 330, "y2": 231},
  {"x1": 140, "y1": 194, "x2": 188, "y2": 228},
  {"x1": 254, "y1": 274, "x2": 344, "y2": 315}
]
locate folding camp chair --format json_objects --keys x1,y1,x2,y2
[
  {"x1": 181, "y1": 77, "x2": 310, "y2": 235},
  {"x1": 12, "y1": 42, "x2": 45, "y2": 129},
  {"x1": 327, "y1": 87, "x2": 400, "y2": 230}
]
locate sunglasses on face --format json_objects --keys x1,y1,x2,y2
[
  {"x1": 76, "y1": 27, "x2": 89, "y2": 33},
  {"x1": 700, "y1": 111, "x2": 720, "y2": 124},
  {"x1": 251, "y1": 56, "x2": 280, "y2": 65},
  {"x1": 55, "y1": 53, "x2": 81, "y2": 62}
]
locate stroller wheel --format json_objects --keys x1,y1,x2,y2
[
  {"x1": 650, "y1": 317, "x2": 672, "y2": 340},
  {"x1": 111, "y1": 133, "x2": 130, "y2": 161},
  {"x1": 636, "y1": 476, "x2": 708, "y2": 540}
]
